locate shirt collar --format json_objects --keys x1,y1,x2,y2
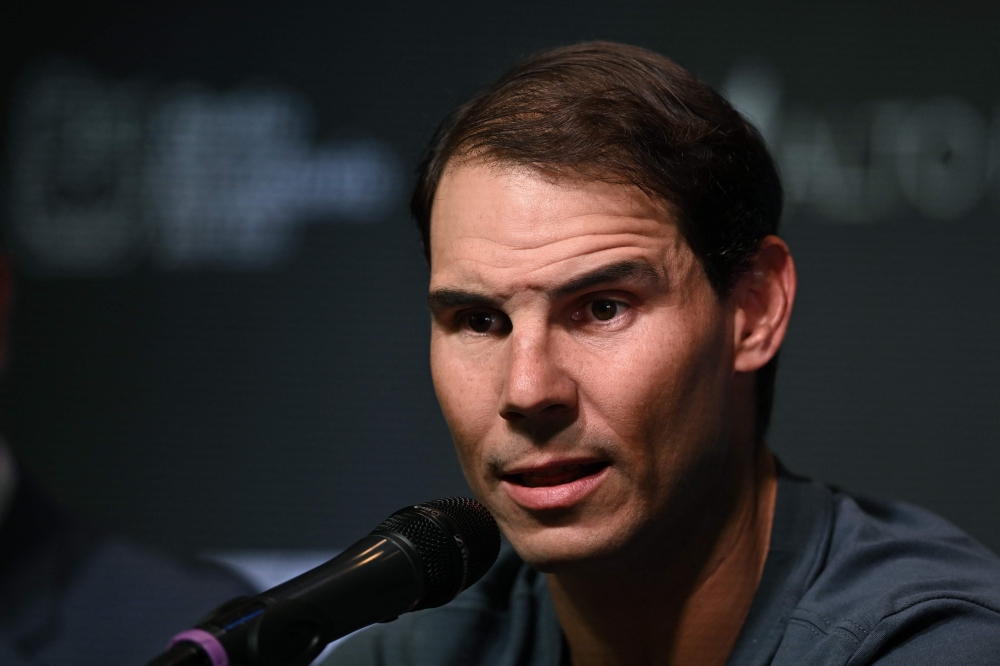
[{"x1": 724, "y1": 462, "x2": 835, "y2": 666}]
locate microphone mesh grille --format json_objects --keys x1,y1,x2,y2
[
  {"x1": 372, "y1": 497, "x2": 500, "y2": 610},
  {"x1": 421, "y1": 497, "x2": 500, "y2": 589},
  {"x1": 373, "y1": 510, "x2": 459, "y2": 608}
]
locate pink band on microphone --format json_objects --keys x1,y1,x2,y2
[{"x1": 168, "y1": 629, "x2": 229, "y2": 666}]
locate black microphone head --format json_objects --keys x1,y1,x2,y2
[{"x1": 371, "y1": 497, "x2": 500, "y2": 610}]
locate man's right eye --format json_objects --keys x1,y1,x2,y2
[{"x1": 463, "y1": 312, "x2": 501, "y2": 333}]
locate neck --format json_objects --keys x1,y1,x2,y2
[{"x1": 546, "y1": 444, "x2": 777, "y2": 666}]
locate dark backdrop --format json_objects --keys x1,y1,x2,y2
[{"x1": 1, "y1": 0, "x2": 997, "y2": 553}]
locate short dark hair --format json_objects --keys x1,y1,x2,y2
[{"x1": 412, "y1": 41, "x2": 784, "y2": 440}]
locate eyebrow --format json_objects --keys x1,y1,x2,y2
[
  {"x1": 427, "y1": 259, "x2": 663, "y2": 313},
  {"x1": 551, "y1": 259, "x2": 663, "y2": 299},
  {"x1": 427, "y1": 289, "x2": 501, "y2": 313}
]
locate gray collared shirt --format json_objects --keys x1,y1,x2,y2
[{"x1": 327, "y1": 466, "x2": 1000, "y2": 665}]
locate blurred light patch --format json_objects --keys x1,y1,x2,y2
[
  {"x1": 723, "y1": 61, "x2": 1000, "y2": 223},
  {"x1": 6, "y1": 60, "x2": 402, "y2": 274},
  {"x1": 204, "y1": 549, "x2": 346, "y2": 663},
  {"x1": 205, "y1": 549, "x2": 341, "y2": 591}
]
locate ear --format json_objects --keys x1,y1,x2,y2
[{"x1": 732, "y1": 236, "x2": 796, "y2": 373}]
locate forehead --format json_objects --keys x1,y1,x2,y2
[{"x1": 429, "y1": 163, "x2": 693, "y2": 292}]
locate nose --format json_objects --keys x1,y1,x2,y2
[{"x1": 499, "y1": 327, "x2": 578, "y2": 434}]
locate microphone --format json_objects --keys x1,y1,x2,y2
[{"x1": 148, "y1": 497, "x2": 500, "y2": 666}]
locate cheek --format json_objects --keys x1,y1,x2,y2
[
  {"x1": 430, "y1": 336, "x2": 498, "y2": 454},
  {"x1": 579, "y1": 309, "x2": 732, "y2": 455},
  {"x1": 642, "y1": 322, "x2": 734, "y2": 471}
]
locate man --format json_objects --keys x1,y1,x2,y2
[{"x1": 331, "y1": 42, "x2": 1000, "y2": 665}]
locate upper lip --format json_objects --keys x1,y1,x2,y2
[{"x1": 499, "y1": 456, "x2": 610, "y2": 478}]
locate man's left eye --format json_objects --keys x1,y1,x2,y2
[{"x1": 590, "y1": 300, "x2": 625, "y2": 321}]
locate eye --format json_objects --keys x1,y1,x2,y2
[
  {"x1": 570, "y1": 297, "x2": 631, "y2": 326},
  {"x1": 468, "y1": 313, "x2": 494, "y2": 332},
  {"x1": 591, "y1": 300, "x2": 619, "y2": 321},
  {"x1": 461, "y1": 311, "x2": 506, "y2": 334}
]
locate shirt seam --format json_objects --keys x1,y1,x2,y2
[
  {"x1": 787, "y1": 617, "x2": 865, "y2": 646},
  {"x1": 784, "y1": 595, "x2": 1000, "y2": 663}
]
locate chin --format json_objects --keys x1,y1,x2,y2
[{"x1": 501, "y1": 519, "x2": 638, "y2": 574}]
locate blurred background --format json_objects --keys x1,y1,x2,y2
[{"x1": 1, "y1": 0, "x2": 997, "y2": 565}]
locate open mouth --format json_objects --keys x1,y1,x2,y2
[
  {"x1": 505, "y1": 461, "x2": 610, "y2": 488},
  {"x1": 500, "y1": 460, "x2": 611, "y2": 511}
]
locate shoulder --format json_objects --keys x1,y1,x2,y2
[
  {"x1": 0, "y1": 476, "x2": 255, "y2": 665},
  {"x1": 328, "y1": 546, "x2": 559, "y2": 666},
  {"x1": 778, "y1": 483, "x2": 1000, "y2": 665},
  {"x1": 66, "y1": 534, "x2": 257, "y2": 621},
  {"x1": 31, "y1": 537, "x2": 254, "y2": 665}
]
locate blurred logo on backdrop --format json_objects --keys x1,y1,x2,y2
[
  {"x1": 5, "y1": 59, "x2": 403, "y2": 275},
  {"x1": 11, "y1": 58, "x2": 997, "y2": 276},
  {"x1": 723, "y1": 60, "x2": 1000, "y2": 224}
]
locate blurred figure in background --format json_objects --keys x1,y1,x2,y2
[{"x1": 0, "y1": 256, "x2": 254, "y2": 665}]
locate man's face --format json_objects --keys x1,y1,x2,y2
[{"x1": 428, "y1": 163, "x2": 741, "y2": 569}]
